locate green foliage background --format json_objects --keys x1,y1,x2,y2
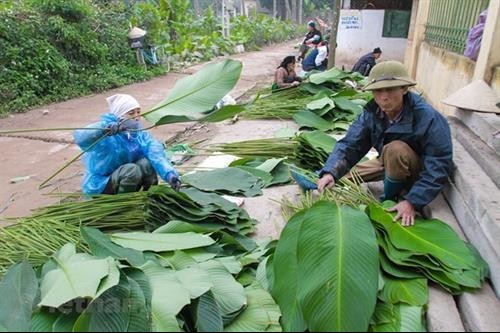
[{"x1": 0, "y1": 0, "x2": 299, "y2": 116}]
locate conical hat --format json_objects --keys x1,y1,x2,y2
[
  {"x1": 128, "y1": 27, "x2": 147, "y2": 39},
  {"x1": 442, "y1": 80, "x2": 500, "y2": 114}
]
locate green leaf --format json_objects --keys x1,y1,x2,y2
[
  {"x1": 297, "y1": 202, "x2": 379, "y2": 332},
  {"x1": 235, "y1": 166, "x2": 273, "y2": 187},
  {"x1": 175, "y1": 267, "x2": 212, "y2": 299},
  {"x1": 0, "y1": 261, "x2": 38, "y2": 332},
  {"x1": 30, "y1": 310, "x2": 59, "y2": 332},
  {"x1": 333, "y1": 97, "x2": 363, "y2": 113},
  {"x1": 195, "y1": 291, "x2": 223, "y2": 332},
  {"x1": 379, "y1": 276, "x2": 428, "y2": 306},
  {"x1": 39, "y1": 244, "x2": 116, "y2": 308},
  {"x1": 309, "y1": 67, "x2": 346, "y2": 84},
  {"x1": 73, "y1": 274, "x2": 131, "y2": 332},
  {"x1": 203, "y1": 105, "x2": 247, "y2": 122},
  {"x1": 306, "y1": 96, "x2": 335, "y2": 110},
  {"x1": 110, "y1": 232, "x2": 215, "y2": 252},
  {"x1": 141, "y1": 261, "x2": 190, "y2": 332},
  {"x1": 144, "y1": 60, "x2": 242, "y2": 125},
  {"x1": 369, "y1": 204, "x2": 481, "y2": 270},
  {"x1": 224, "y1": 283, "x2": 281, "y2": 332},
  {"x1": 293, "y1": 110, "x2": 334, "y2": 131},
  {"x1": 271, "y1": 210, "x2": 307, "y2": 332},
  {"x1": 214, "y1": 257, "x2": 242, "y2": 275},
  {"x1": 199, "y1": 260, "x2": 246, "y2": 316},
  {"x1": 81, "y1": 227, "x2": 146, "y2": 267},
  {"x1": 182, "y1": 168, "x2": 263, "y2": 197},
  {"x1": 53, "y1": 312, "x2": 80, "y2": 332},
  {"x1": 370, "y1": 304, "x2": 426, "y2": 332}
]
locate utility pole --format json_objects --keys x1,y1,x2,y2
[{"x1": 327, "y1": 0, "x2": 341, "y2": 69}]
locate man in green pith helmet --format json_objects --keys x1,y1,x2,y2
[{"x1": 317, "y1": 61, "x2": 453, "y2": 227}]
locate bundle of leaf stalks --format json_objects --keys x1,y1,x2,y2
[
  {"x1": 206, "y1": 130, "x2": 335, "y2": 171},
  {"x1": 0, "y1": 186, "x2": 257, "y2": 274}
]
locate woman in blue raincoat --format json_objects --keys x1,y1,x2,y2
[{"x1": 74, "y1": 94, "x2": 181, "y2": 195}]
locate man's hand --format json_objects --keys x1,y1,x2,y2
[
  {"x1": 387, "y1": 200, "x2": 416, "y2": 227},
  {"x1": 317, "y1": 173, "x2": 335, "y2": 192},
  {"x1": 167, "y1": 174, "x2": 182, "y2": 191}
]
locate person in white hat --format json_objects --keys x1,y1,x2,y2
[
  {"x1": 317, "y1": 61, "x2": 453, "y2": 227},
  {"x1": 73, "y1": 94, "x2": 180, "y2": 194}
]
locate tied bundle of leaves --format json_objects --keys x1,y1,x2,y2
[
  {"x1": 0, "y1": 186, "x2": 257, "y2": 274},
  {"x1": 206, "y1": 130, "x2": 335, "y2": 172},
  {"x1": 0, "y1": 226, "x2": 281, "y2": 332}
]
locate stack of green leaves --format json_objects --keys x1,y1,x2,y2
[
  {"x1": 0, "y1": 186, "x2": 257, "y2": 274},
  {"x1": 145, "y1": 186, "x2": 257, "y2": 236},
  {"x1": 0, "y1": 226, "x2": 281, "y2": 332},
  {"x1": 229, "y1": 157, "x2": 292, "y2": 187},
  {"x1": 206, "y1": 131, "x2": 335, "y2": 172},
  {"x1": 293, "y1": 130, "x2": 336, "y2": 170},
  {"x1": 271, "y1": 201, "x2": 379, "y2": 332},
  {"x1": 369, "y1": 203, "x2": 489, "y2": 295},
  {"x1": 182, "y1": 167, "x2": 263, "y2": 197}
]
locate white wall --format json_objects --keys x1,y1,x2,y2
[{"x1": 335, "y1": 10, "x2": 407, "y2": 69}]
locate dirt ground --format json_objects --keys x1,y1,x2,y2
[{"x1": 0, "y1": 40, "x2": 300, "y2": 221}]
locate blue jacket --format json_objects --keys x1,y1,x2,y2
[
  {"x1": 320, "y1": 92, "x2": 453, "y2": 208},
  {"x1": 352, "y1": 52, "x2": 376, "y2": 76},
  {"x1": 73, "y1": 113, "x2": 178, "y2": 194}
]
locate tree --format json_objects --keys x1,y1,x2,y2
[{"x1": 327, "y1": 0, "x2": 341, "y2": 69}]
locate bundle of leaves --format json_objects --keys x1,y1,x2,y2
[
  {"x1": 275, "y1": 183, "x2": 488, "y2": 331},
  {"x1": 0, "y1": 186, "x2": 257, "y2": 275},
  {"x1": 206, "y1": 130, "x2": 335, "y2": 172},
  {"x1": 0, "y1": 226, "x2": 280, "y2": 332},
  {"x1": 240, "y1": 68, "x2": 372, "y2": 132}
]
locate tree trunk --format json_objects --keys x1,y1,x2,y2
[
  {"x1": 291, "y1": 0, "x2": 297, "y2": 23},
  {"x1": 298, "y1": 0, "x2": 303, "y2": 24},
  {"x1": 328, "y1": 0, "x2": 341, "y2": 69},
  {"x1": 285, "y1": 0, "x2": 292, "y2": 20},
  {"x1": 273, "y1": 0, "x2": 277, "y2": 18}
]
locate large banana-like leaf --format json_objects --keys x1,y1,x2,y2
[
  {"x1": 195, "y1": 291, "x2": 224, "y2": 332},
  {"x1": 370, "y1": 303, "x2": 426, "y2": 332},
  {"x1": 141, "y1": 261, "x2": 190, "y2": 332},
  {"x1": 0, "y1": 261, "x2": 38, "y2": 332},
  {"x1": 110, "y1": 231, "x2": 215, "y2": 252},
  {"x1": 369, "y1": 204, "x2": 477, "y2": 270},
  {"x1": 39, "y1": 244, "x2": 117, "y2": 308},
  {"x1": 271, "y1": 210, "x2": 307, "y2": 332},
  {"x1": 293, "y1": 110, "x2": 335, "y2": 131},
  {"x1": 198, "y1": 260, "x2": 247, "y2": 317},
  {"x1": 81, "y1": 227, "x2": 146, "y2": 267},
  {"x1": 224, "y1": 283, "x2": 282, "y2": 332},
  {"x1": 297, "y1": 201, "x2": 379, "y2": 332},
  {"x1": 379, "y1": 276, "x2": 428, "y2": 306},
  {"x1": 144, "y1": 60, "x2": 242, "y2": 125}
]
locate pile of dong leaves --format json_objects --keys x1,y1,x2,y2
[
  {"x1": 0, "y1": 225, "x2": 279, "y2": 332},
  {"x1": 207, "y1": 130, "x2": 336, "y2": 172},
  {"x1": 267, "y1": 197, "x2": 488, "y2": 332},
  {"x1": 239, "y1": 67, "x2": 372, "y2": 133},
  {"x1": 0, "y1": 186, "x2": 258, "y2": 275}
]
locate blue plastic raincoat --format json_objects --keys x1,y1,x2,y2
[{"x1": 73, "y1": 113, "x2": 178, "y2": 194}]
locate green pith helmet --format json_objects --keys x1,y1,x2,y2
[{"x1": 362, "y1": 61, "x2": 417, "y2": 91}]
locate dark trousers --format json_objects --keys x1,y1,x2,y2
[{"x1": 103, "y1": 158, "x2": 158, "y2": 194}]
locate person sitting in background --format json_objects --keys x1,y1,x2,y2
[
  {"x1": 352, "y1": 47, "x2": 382, "y2": 76},
  {"x1": 273, "y1": 56, "x2": 302, "y2": 90},
  {"x1": 302, "y1": 40, "x2": 329, "y2": 72},
  {"x1": 298, "y1": 21, "x2": 322, "y2": 61},
  {"x1": 73, "y1": 94, "x2": 181, "y2": 195}
]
